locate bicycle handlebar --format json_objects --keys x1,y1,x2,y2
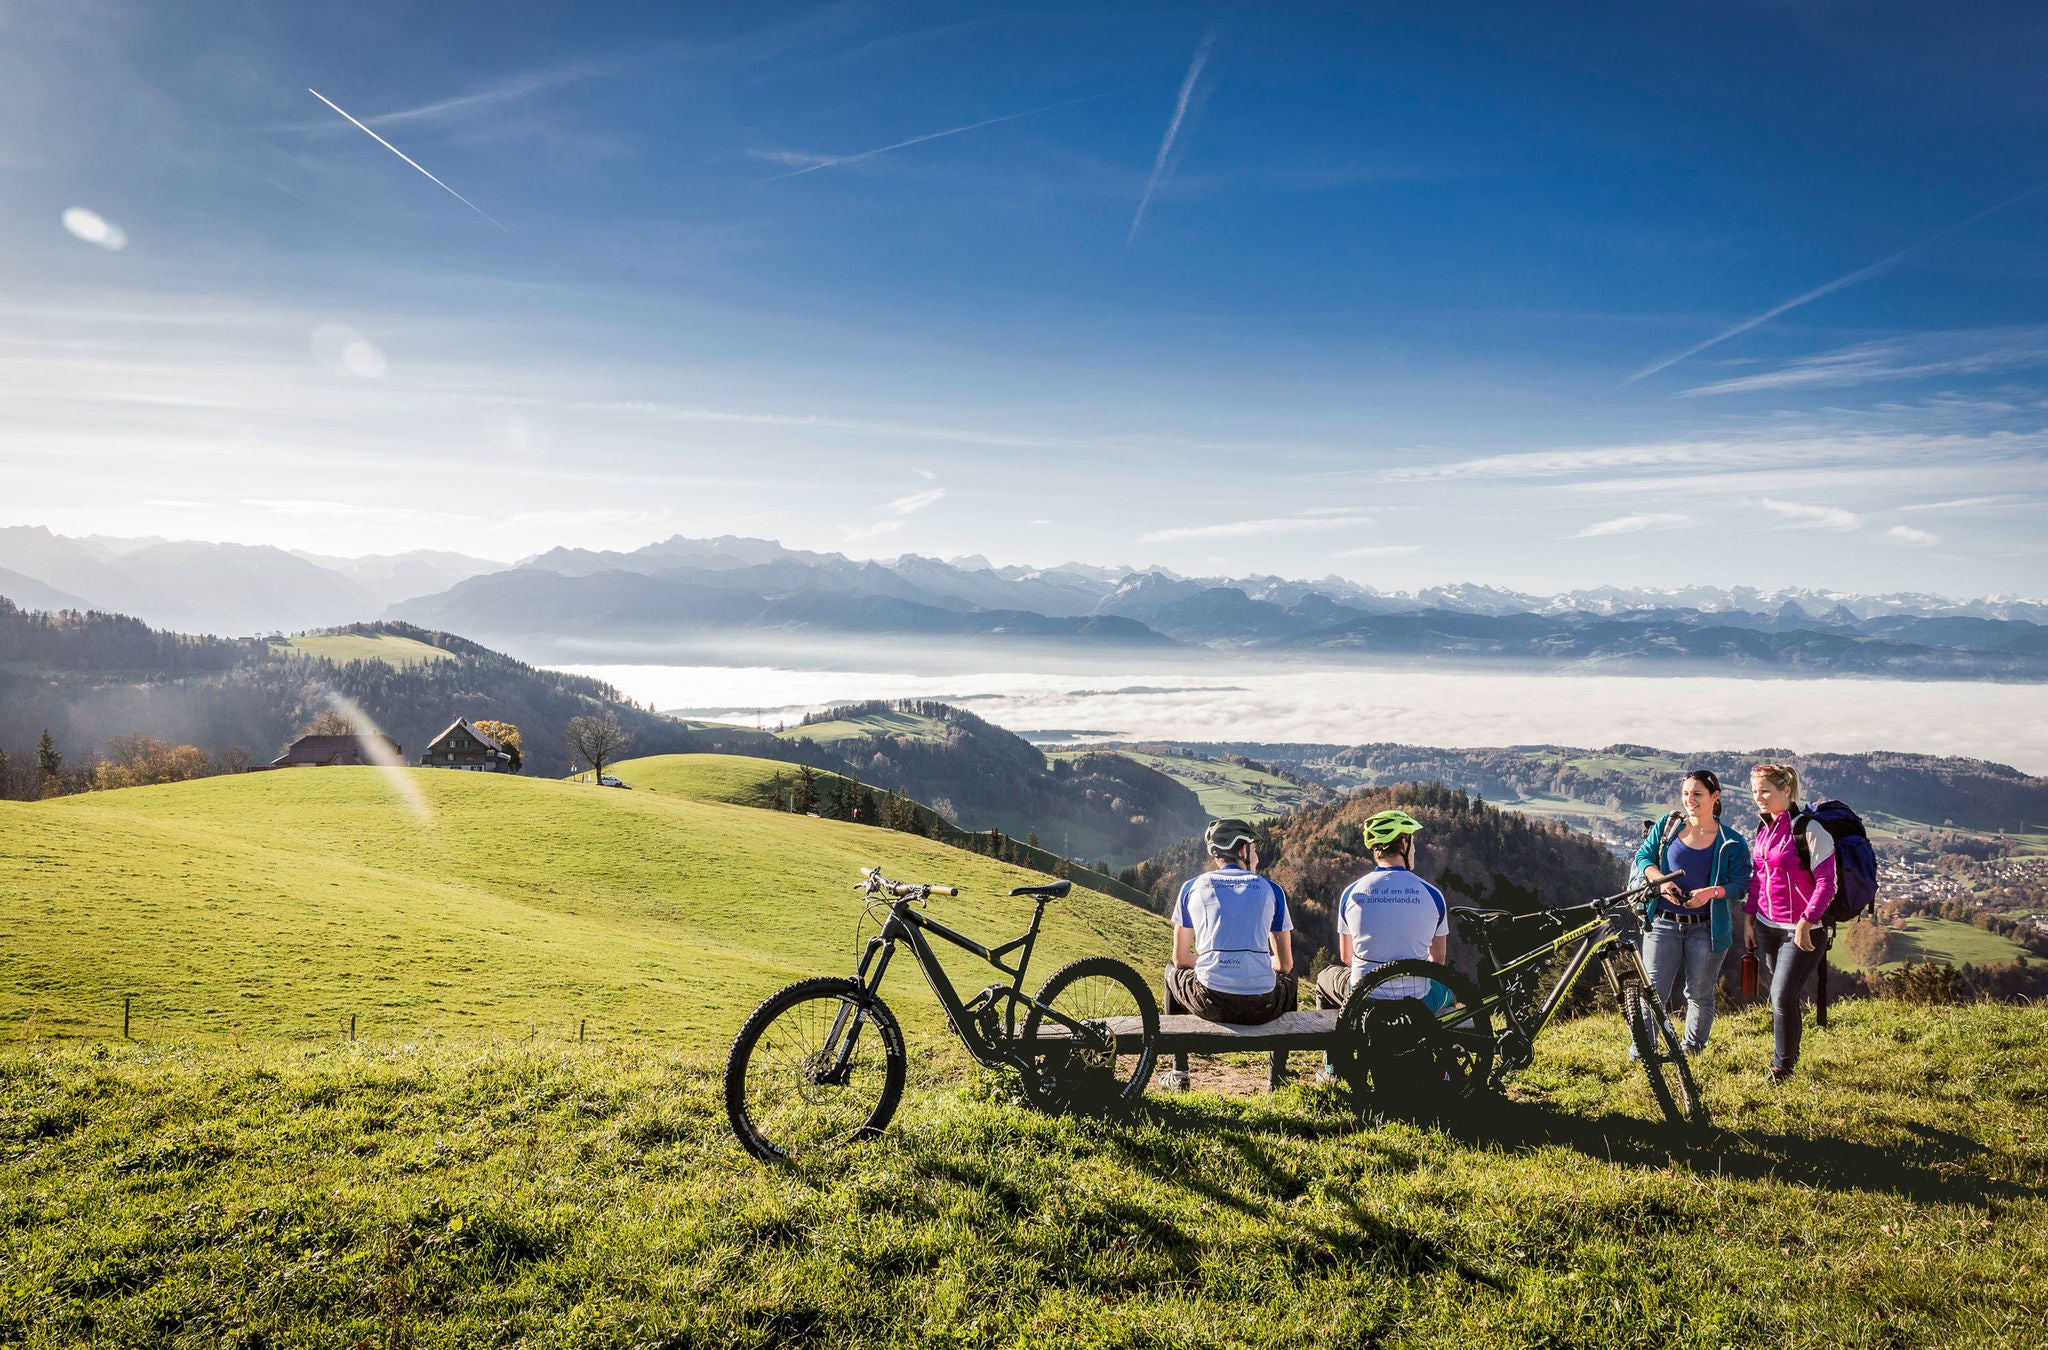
[{"x1": 856, "y1": 867, "x2": 957, "y2": 899}]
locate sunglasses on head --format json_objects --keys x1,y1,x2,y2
[{"x1": 1684, "y1": 769, "x2": 1720, "y2": 792}]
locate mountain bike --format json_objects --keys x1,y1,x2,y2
[
  {"x1": 724, "y1": 867, "x2": 1161, "y2": 1162},
  {"x1": 1329, "y1": 876, "x2": 1708, "y2": 1126}
]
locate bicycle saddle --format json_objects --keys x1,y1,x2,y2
[
  {"x1": 1010, "y1": 880, "x2": 1072, "y2": 899},
  {"x1": 1450, "y1": 906, "x2": 1516, "y2": 927}
]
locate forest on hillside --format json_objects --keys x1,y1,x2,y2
[
  {"x1": 785, "y1": 700, "x2": 1209, "y2": 865},
  {"x1": 0, "y1": 610, "x2": 821, "y2": 784}
]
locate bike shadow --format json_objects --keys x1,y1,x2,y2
[
  {"x1": 1098, "y1": 1098, "x2": 1507, "y2": 1289},
  {"x1": 1427, "y1": 1097, "x2": 2040, "y2": 1207}
]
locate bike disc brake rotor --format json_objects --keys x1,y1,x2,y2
[{"x1": 1362, "y1": 998, "x2": 1472, "y2": 1098}]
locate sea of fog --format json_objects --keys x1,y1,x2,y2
[{"x1": 554, "y1": 662, "x2": 2048, "y2": 775}]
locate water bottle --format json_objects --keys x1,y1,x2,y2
[{"x1": 1740, "y1": 950, "x2": 1759, "y2": 999}]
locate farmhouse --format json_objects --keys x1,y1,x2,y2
[
  {"x1": 420, "y1": 718, "x2": 514, "y2": 772},
  {"x1": 269, "y1": 734, "x2": 402, "y2": 768}
]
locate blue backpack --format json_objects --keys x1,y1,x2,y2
[{"x1": 1793, "y1": 800, "x2": 1878, "y2": 925}]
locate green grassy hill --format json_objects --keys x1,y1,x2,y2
[
  {"x1": 1119, "y1": 749, "x2": 1323, "y2": 819},
  {"x1": 775, "y1": 706, "x2": 950, "y2": 746},
  {"x1": 4, "y1": 1000, "x2": 2043, "y2": 1346},
  {"x1": 0, "y1": 768, "x2": 1164, "y2": 1046},
  {"x1": 1828, "y1": 916, "x2": 2034, "y2": 973},
  {"x1": 281, "y1": 633, "x2": 455, "y2": 668}
]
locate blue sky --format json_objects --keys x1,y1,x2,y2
[{"x1": 3, "y1": 0, "x2": 2046, "y2": 595}]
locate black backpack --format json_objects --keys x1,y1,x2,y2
[{"x1": 1792, "y1": 800, "x2": 1879, "y2": 925}]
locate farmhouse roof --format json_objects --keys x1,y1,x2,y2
[
  {"x1": 270, "y1": 733, "x2": 403, "y2": 767},
  {"x1": 427, "y1": 717, "x2": 501, "y2": 751}
]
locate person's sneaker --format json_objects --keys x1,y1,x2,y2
[
  {"x1": 1313, "y1": 1064, "x2": 1341, "y2": 1087},
  {"x1": 1766, "y1": 1065, "x2": 1793, "y2": 1084},
  {"x1": 1156, "y1": 1069, "x2": 1192, "y2": 1092}
]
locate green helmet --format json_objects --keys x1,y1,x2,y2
[
  {"x1": 1361, "y1": 809, "x2": 1424, "y2": 852},
  {"x1": 1204, "y1": 818, "x2": 1258, "y2": 859}
]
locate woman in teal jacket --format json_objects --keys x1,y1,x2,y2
[{"x1": 1628, "y1": 769, "x2": 1751, "y2": 1054}]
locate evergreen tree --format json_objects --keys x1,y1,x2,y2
[
  {"x1": 35, "y1": 729, "x2": 61, "y2": 782},
  {"x1": 793, "y1": 765, "x2": 819, "y2": 814}
]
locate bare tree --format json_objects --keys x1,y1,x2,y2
[
  {"x1": 564, "y1": 714, "x2": 630, "y2": 782},
  {"x1": 298, "y1": 708, "x2": 355, "y2": 737}
]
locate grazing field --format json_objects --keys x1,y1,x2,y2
[
  {"x1": 3, "y1": 1001, "x2": 2043, "y2": 1347},
  {"x1": 1060, "y1": 750, "x2": 1318, "y2": 820},
  {"x1": 778, "y1": 707, "x2": 951, "y2": 747},
  {"x1": 281, "y1": 633, "x2": 455, "y2": 667},
  {"x1": 0, "y1": 768, "x2": 1162, "y2": 1047},
  {"x1": 605, "y1": 751, "x2": 805, "y2": 807},
  {"x1": 1827, "y1": 916, "x2": 2034, "y2": 973}
]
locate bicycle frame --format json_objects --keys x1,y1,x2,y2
[
  {"x1": 824, "y1": 893, "x2": 1108, "y2": 1078},
  {"x1": 1468, "y1": 902, "x2": 1646, "y2": 1048}
]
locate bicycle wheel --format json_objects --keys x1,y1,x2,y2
[
  {"x1": 725, "y1": 977, "x2": 906, "y2": 1162},
  {"x1": 1621, "y1": 979, "x2": 1708, "y2": 1128},
  {"x1": 1018, "y1": 956, "x2": 1159, "y2": 1115},
  {"x1": 1332, "y1": 959, "x2": 1493, "y2": 1112}
]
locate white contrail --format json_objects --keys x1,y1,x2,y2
[
  {"x1": 1627, "y1": 177, "x2": 2048, "y2": 384},
  {"x1": 765, "y1": 96, "x2": 1098, "y2": 181},
  {"x1": 307, "y1": 88, "x2": 513, "y2": 235},
  {"x1": 1127, "y1": 28, "x2": 1216, "y2": 245}
]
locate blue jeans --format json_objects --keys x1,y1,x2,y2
[
  {"x1": 1753, "y1": 922, "x2": 1825, "y2": 1072},
  {"x1": 1640, "y1": 916, "x2": 1721, "y2": 1054}
]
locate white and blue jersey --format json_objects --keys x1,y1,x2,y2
[
  {"x1": 1175, "y1": 866, "x2": 1293, "y2": 995},
  {"x1": 1338, "y1": 865, "x2": 1449, "y2": 999}
]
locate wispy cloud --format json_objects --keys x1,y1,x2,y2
[
  {"x1": 363, "y1": 59, "x2": 616, "y2": 127},
  {"x1": 761, "y1": 97, "x2": 1096, "y2": 181},
  {"x1": 844, "y1": 518, "x2": 905, "y2": 544},
  {"x1": 1759, "y1": 498, "x2": 1859, "y2": 530},
  {"x1": 1335, "y1": 543, "x2": 1421, "y2": 558},
  {"x1": 1128, "y1": 28, "x2": 1216, "y2": 244},
  {"x1": 1681, "y1": 326, "x2": 2048, "y2": 397},
  {"x1": 1627, "y1": 178, "x2": 2048, "y2": 384},
  {"x1": 1142, "y1": 514, "x2": 1369, "y2": 543},
  {"x1": 1898, "y1": 493, "x2": 2042, "y2": 513},
  {"x1": 1574, "y1": 512, "x2": 1692, "y2": 538},
  {"x1": 306, "y1": 88, "x2": 513, "y2": 234},
  {"x1": 890, "y1": 487, "x2": 946, "y2": 514},
  {"x1": 1888, "y1": 524, "x2": 1941, "y2": 545}
]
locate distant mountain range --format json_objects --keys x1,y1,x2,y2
[{"x1": 3, "y1": 527, "x2": 2045, "y2": 678}]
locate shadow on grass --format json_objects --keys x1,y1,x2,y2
[
  {"x1": 1431, "y1": 1097, "x2": 2041, "y2": 1206},
  {"x1": 1098, "y1": 1097, "x2": 1505, "y2": 1291}
]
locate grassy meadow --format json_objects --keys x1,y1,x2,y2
[
  {"x1": 1828, "y1": 916, "x2": 2034, "y2": 974},
  {"x1": 0, "y1": 766, "x2": 1163, "y2": 1047},
  {"x1": 3, "y1": 1000, "x2": 2044, "y2": 1347},
  {"x1": 1055, "y1": 750, "x2": 1315, "y2": 821},
  {"x1": 281, "y1": 634, "x2": 455, "y2": 668}
]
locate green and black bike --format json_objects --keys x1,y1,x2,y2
[
  {"x1": 1331, "y1": 875, "x2": 1708, "y2": 1126},
  {"x1": 724, "y1": 867, "x2": 1161, "y2": 1162}
]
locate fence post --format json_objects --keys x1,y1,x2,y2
[
  {"x1": 579, "y1": 1018, "x2": 586, "y2": 1043},
  {"x1": 123, "y1": 996, "x2": 131, "y2": 1040},
  {"x1": 349, "y1": 1013, "x2": 357, "y2": 1042}
]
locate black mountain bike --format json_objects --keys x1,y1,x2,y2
[
  {"x1": 1330, "y1": 876, "x2": 1708, "y2": 1126},
  {"x1": 724, "y1": 867, "x2": 1161, "y2": 1162}
]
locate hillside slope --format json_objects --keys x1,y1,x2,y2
[
  {"x1": 0, "y1": 770, "x2": 1164, "y2": 1045},
  {"x1": 777, "y1": 700, "x2": 1209, "y2": 866}
]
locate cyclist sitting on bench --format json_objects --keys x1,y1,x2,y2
[
  {"x1": 1168, "y1": 819, "x2": 1298, "y2": 1026},
  {"x1": 1316, "y1": 809, "x2": 1454, "y2": 1018}
]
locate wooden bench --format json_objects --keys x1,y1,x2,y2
[{"x1": 1098, "y1": 1009, "x2": 1344, "y2": 1091}]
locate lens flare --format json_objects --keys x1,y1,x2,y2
[
  {"x1": 61, "y1": 207, "x2": 127, "y2": 251},
  {"x1": 310, "y1": 323, "x2": 388, "y2": 378},
  {"x1": 321, "y1": 690, "x2": 433, "y2": 825}
]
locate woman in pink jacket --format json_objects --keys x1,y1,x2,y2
[{"x1": 1747, "y1": 763, "x2": 1836, "y2": 1082}]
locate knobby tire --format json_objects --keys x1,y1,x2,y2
[
  {"x1": 1621, "y1": 979, "x2": 1709, "y2": 1128},
  {"x1": 1333, "y1": 959, "x2": 1494, "y2": 1113},
  {"x1": 1018, "y1": 956, "x2": 1160, "y2": 1115},
  {"x1": 725, "y1": 977, "x2": 907, "y2": 1163}
]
